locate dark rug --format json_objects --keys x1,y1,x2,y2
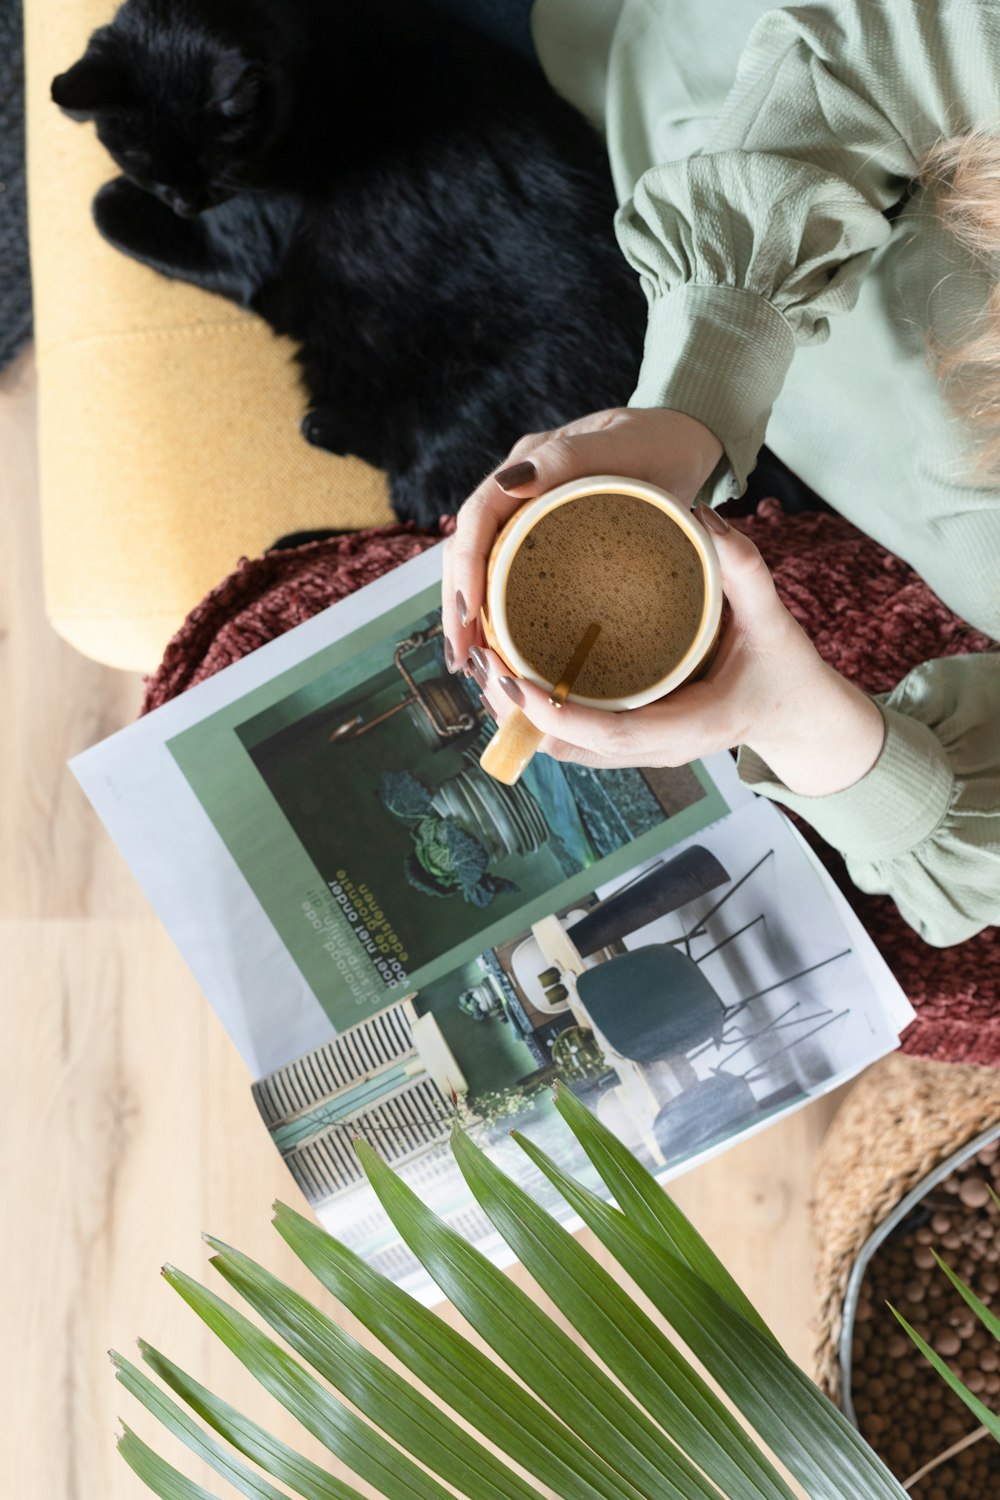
[{"x1": 0, "y1": 0, "x2": 32, "y2": 372}]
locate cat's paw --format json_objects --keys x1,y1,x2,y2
[
  {"x1": 92, "y1": 177, "x2": 172, "y2": 255},
  {"x1": 300, "y1": 409, "x2": 352, "y2": 455},
  {"x1": 389, "y1": 467, "x2": 466, "y2": 527}
]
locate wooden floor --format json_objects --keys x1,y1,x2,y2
[{"x1": 1, "y1": 348, "x2": 846, "y2": 1498}]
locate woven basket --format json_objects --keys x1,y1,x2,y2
[{"x1": 813, "y1": 1053, "x2": 1000, "y2": 1403}]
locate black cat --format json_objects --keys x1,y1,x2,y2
[{"x1": 52, "y1": 0, "x2": 645, "y2": 525}]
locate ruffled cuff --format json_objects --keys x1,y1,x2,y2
[
  {"x1": 736, "y1": 704, "x2": 955, "y2": 861},
  {"x1": 628, "y1": 285, "x2": 797, "y2": 505}
]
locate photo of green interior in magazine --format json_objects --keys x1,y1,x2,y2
[{"x1": 167, "y1": 583, "x2": 729, "y2": 1031}]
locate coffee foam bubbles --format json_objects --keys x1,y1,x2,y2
[{"x1": 503, "y1": 492, "x2": 704, "y2": 700}]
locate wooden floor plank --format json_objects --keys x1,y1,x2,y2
[{"x1": 0, "y1": 351, "x2": 147, "y2": 924}]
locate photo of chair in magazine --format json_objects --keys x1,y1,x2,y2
[
  {"x1": 249, "y1": 795, "x2": 909, "y2": 1293},
  {"x1": 71, "y1": 544, "x2": 913, "y2": 1299}
]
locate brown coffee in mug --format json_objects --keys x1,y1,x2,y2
[
  {"x1": 502, "y1": 490, "x2": 706, "y2": 701},
  {"x1": 479, "y1": 475, "x2": 723, "y2": 785}
]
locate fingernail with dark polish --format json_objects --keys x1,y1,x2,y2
[
  {"x1": 444, "y1": 637, "x2": 456, "y2": 671},
  {"x1": 499, "y1": 675, "x2": 524, "y2": 706},
  {"x1": 468, "y1": 646, "x2": 490, "y2": 685},
  {"x1": 456, "y1": 591, "x2": 469, "y2": 627},
  {"x1": 495, "y1": 460, "x2": 537, "y2": 493},
  {"x1": 693, "y1": 502, "x2": 730, "y2": 535}
]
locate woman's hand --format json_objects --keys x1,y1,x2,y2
[
  {"x1": 467, "y1": 507, "x2": 887, "y2": 799},
  {"x1": 441, "y1": 406, "x2": 723, "y2": 670}
]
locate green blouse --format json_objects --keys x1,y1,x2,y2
[{"x1": 532, "y1": 0, "x2": 1000, "y2": 945}]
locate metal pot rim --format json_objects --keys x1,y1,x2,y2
[{"x1": 838, "y1": 1119, "x2": 1000, "y2": 1425}]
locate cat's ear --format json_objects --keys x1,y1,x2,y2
[
  {"x1": 213, "y1": 59, "x2": 268, "y2": 121},
  {"x1": 52, "y1": 47, "x2": 132, "y2": 119}
]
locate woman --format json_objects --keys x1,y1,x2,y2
[{"x1": 442, "y1": 0, "x2": 1000, "y2": 947}]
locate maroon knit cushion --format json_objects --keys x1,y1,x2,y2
[
  {"x1": 145, "y1": 523, "x2": 445, "y2": 704},
  {"x1": 142, "y1": 501, "x2": 998, "y2": 1066}
]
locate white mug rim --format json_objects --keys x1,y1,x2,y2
[{"x1": 486, "y1": 475, "x2": 723, "y2": 711}]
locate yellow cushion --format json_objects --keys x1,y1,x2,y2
[{"x1": 25, "y1": 0, "x2": 394, "y2": 672}]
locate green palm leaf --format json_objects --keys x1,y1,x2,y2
[
  {"x1": 116, "y1": 1094, "x2": 919, "y2": 1500},
  {"x1": 204, "y1": 1238, "x2": 545, "y2": 1500},
  {"x1": 353, "y1": 1135, "x2": 718, "y2": 1500},
  {"x1": 931, "y1": 1249, "x2": 1000, "y2": 1344},
  {"x1": 272, "y1": 1199, "x2": 653, "y2": 1500},
  {"x1": 113, "y1": 1352, "x2": 304, "y2": 1500},
  {"x1": 126, "y1": 1344, "x2": 369, "y2": 1500},
  {"x1": 449, "y1": 1123, "x2": 795, "y2": 1500},
  {"x1": 892, "y1": 1247, "x2": 1000, "y2": 1447},
  {"x1": 889, "y1": 1305, "x2": 1000, "y2": 1445},
  {"x1": 553, "y1": 1083, "x2": 770, "y2": 1334},
  {"x1": 118, "y1": 1424, "x2": 228, "y2": 1500},
  {"x1": 512, "y1": 1124, "x2": 909, "y2": 1500},
  {"x1": 163, "y1": 1263, "x2": 456, "y2": 1500}
]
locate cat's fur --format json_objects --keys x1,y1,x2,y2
[{"x1": 52, "y1": 0, "x2": 645, "y2": 524}]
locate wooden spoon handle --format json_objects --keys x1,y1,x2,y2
[{"x1": 479, "y1": 709, "x2": 545, "y2": 786}]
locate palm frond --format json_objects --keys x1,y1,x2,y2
[
  {"x1": 512, "y1": 1122, "x2": 908, "y2": 1500},
  {"x1": 205, "y1": 1238, "x2": 546, "y2": 1500},
  {"x1": 115, "y1": 1095, "x2": 913, "y2": 1500},
  {"x1": 450, "y1": 1123, "x2": 794, "y2": 1500}
]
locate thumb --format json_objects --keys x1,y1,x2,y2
[
  {"x1": 693, "y1": 507, "x2": 783, "y2": 627},
  {"x1": 493, "y1": 416, "x2": 633, "y2": 499}
]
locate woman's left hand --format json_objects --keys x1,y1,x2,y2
[{"x1": 466, "y1": 507, "x2": 886, "y2": 798}]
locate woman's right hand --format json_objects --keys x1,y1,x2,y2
[{"x1": 440, "y1": 406, "x2": 724, "y2": 668}]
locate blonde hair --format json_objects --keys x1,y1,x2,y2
[{"x1": 919, "y1": 132, "x2": 1000, "y2": 479}]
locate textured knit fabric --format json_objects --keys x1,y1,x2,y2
[
  {"x1": 144, "y1": 525, "x2": 444, "y2": 706},
  {"x1": 140, "y1": 505, "x2": 998, "y2": 1057},
  {"x1": 532, "y1": 0, "x2": 1000, "y2": 640}
]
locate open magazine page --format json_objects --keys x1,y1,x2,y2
[
  {"x1": 71, "y1": 542, "x2": 913, "y2": 1299},
  {"x1": 253, "y1": 794, "x2": 912, "y2": 1299},
  {"x1": 71, "y1": 544, "x2": 747, "y2": 1077}
]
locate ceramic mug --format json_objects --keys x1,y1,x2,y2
[{"x1": 478, "y1": 474, "x2": 723, "y2": 784}]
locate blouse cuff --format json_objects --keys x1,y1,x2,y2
[
  {"x1": 628, "y1": 285, "x2": 796, "y2": 504},
  {"x1": 736, "y1": 704, "x2": 956, "y2": 861}
]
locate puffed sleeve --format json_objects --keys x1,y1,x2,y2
[
  {"x1": 615, "y1": 0, "x2": 1000, "y2": 500},
  {"x1": 736, "y1": 655, "x2": 1000, "y2": 947}
]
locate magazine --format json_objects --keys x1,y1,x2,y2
[{"x1": 72, "y1": 544, "x2": 914, "y2": 1300}]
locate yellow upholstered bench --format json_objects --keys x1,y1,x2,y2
[{"x1": 25, "y1": 0, "x2": 393, "y2": 672}]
